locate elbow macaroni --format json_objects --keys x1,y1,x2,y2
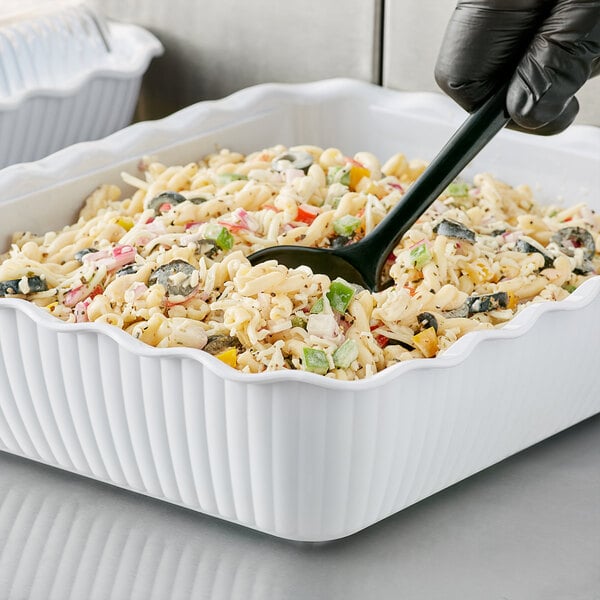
[{"x1": 0, "y1": 145, "x2": 598, "y2": 380}]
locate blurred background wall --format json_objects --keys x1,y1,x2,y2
[
  {"x1": 382, "y1": 0, "x2": 600, "y2": 127},
  {"x1": 91, "y1": 0, "x2": 383, "y2": 118},
  {"x1": 92, "y1": 0, "x2": 600, "y2": 126}
]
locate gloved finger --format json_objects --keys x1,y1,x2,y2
[
  {"x1": 507, "y1": 96, "x2": 579, "y2": 135},
  {"x1": 507, "y1": 0, "x2": 600, "y2": 131},
  {"x1": 434, "y1": 0, "x2": 554, "y2": 112}
]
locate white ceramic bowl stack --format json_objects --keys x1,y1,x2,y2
[
  {"x1": 0, "y1": 0, "x2": 162, "y2": 168},
  {"x1": 0, "y1": 80, "x2": 598, "y2": 541}
]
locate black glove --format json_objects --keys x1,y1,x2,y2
[{"x1": 435, "y1": 0, "x2": 600, "y2": 134}]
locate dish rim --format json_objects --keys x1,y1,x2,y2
[{"x1": 1, "y1": 275, "x2": 599, "y2": 392}]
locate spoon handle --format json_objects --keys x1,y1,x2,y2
[{"x1": 359, "y1": 85, "x2": 510, "y2": 278}]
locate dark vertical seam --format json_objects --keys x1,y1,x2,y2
[{"x1": 376, "y1": 0, "x2": 386, "y2": 85}]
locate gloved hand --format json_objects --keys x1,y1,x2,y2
[{"x1": 435, "y1": 0, "x2": 600, "y2": 134}]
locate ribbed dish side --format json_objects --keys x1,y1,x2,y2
[
  {"x1": 362, "y1": 297, "x2": 600, "y2": 534},
  {"x1": 0, "y1": 75, "x2": 140, "y2": 168},
  {"x1": 275, "y1": 292, "x2": 600, "y2": 539},
  {"x1": 1, "y1": 292, "x2": 600, "y2": 540},
  {"x1": 1, "y1": 290, "x2": 600, "y2": 542}
]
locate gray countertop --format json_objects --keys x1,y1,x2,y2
[{"x1": 0, "y1": 415, "x2": 598, "y2": 600}]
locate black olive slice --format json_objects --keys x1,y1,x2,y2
[
  {"x1": 466, "y1": 292, "x2": 509, "y2": 315},
  {"x1": 147, "y1": 191, "x2": 187, "y2": 214},
  {"x1": 417, "y1": 312, "x2": 439, "y2": 333},
  {"x1": 0, "y1": 275, "x2": 48, "y2": 296},
  {"x1": 74, "y1": 248, "x2": 98, "y2": 263},
  {"x1": 442, "y1": 291, "x2": 510, "y2": 318},
  {"x1": 515, "y1": 237, "x2": 554, "y2": 269},
  {"x1": 433, "y1": 218, "x2": 476, "y2": 243},
  {"x1": 148, "y1": 260, "x2": 198, "y2": 297},
  {"x1": 188, "y1": 197, "x2": 209, "y2": 205},
  {"x1": 272, "y1": 151, "x2": 313, "y2": 173},
  {"x1": 574, "y1": 260, "x2": 595, "y2": 275},
  {"x1": 195, "y1": 239, "x2": 220, "y2": 259},
  {"x1": 116, "y1": 264, "x2": 140, "y2": 277},
  {"x1": 203, "y1": 334, "x2": 244, "y2": 355},
  {"x1": 386, "y1": 339, "x2": 415, "y2": 351},
  {"x1": 330, "y1": 235, "x2": 351, "y2": 249},
  {"x1": 551, "y1": 227, "x2": 595, "y2": 260}
]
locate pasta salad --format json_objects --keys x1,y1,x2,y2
[{"x1": 1, "y1": 145, "x2": 598, "y2": 380}]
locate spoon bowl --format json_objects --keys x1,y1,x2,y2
[{"x1": 248, "y1": 244, "x2": 371, "y2": 288}]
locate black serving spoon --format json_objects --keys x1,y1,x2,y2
[{"x1": 248, "y1": 85, "x2": 511, "y2": 291}]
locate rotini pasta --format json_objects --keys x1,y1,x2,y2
[{"x1": 1, "y1": 145, "x2": 598, "y2": 380}]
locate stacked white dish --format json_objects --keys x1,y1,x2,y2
[{"x1": 0, "y1": 0, "x2": 162, "y2": 168}]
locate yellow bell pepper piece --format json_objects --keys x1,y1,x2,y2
[
  {"x1": 412, "y1": 327, "x2": 439, "y2": 358},
  {"x1": 349, "y1": 166, "x2": 370, "y2": 191},
  {"x1": 116, "y1": 217, "x2": 134, "y2": 231},
  {"x1": 215, "y1": 347, "x2": 237, "y2": 367}
]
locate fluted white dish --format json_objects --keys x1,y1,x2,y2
[
  {"x1": 0, "y1": 79, "x2": 598, "y2": 541},
  {"x1": 0, "y1": 0, "x2": 162, "y2": 168}
]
